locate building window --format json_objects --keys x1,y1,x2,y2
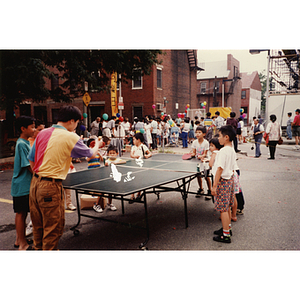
[
  {"x1": 234, "y1": 66, "x2": 239, "y2": 78},
  {"x1": 157, "y1": 68, "x2": 162, "y2": 89},
  {"x1": 241, "y1": 90, "x2": 246, "y2": 99},
  {"x1": 215, "y1": 81, "x2": 220, "y2": 93},
  {"x1": 132, "y1": 69, "x2": 143, "y2": 89},
  {"x1": 200, "y1": 82, "x2": 206, "y2": 94}
]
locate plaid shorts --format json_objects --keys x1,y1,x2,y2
[{"x1": 214, "y1": 176, "x2": 234, "y2": 212}]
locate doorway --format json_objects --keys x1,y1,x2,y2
[{"x1": 89, "y1": 106, "x2": 104, "y2": 130}]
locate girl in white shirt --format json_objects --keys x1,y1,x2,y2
[{"x1": 129, "y1": 133, "x2": 152, "y2": 203}]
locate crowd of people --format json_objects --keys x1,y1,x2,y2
[
  {"x1": 10, "y1": 106, "x2": 300, "y2": 249},
  {"x1": 85, "y1": 110, "x2": 250, "y2": 153}
]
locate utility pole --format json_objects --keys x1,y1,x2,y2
[{"x1": 213, "y1": 76, "x2": 218, "y2": 107}]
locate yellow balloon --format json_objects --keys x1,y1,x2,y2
[{"x1": 203, "y1": 101, "x2": 207, "y2": 106}]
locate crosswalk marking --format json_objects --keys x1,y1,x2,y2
[{"x1": 0, "y1": 198, "x2": 75, "y2": 213}]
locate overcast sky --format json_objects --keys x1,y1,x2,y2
[{"x1": 197, "y1": 50, "x2": 268, "y2": 75}]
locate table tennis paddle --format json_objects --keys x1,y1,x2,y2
[{"x1": 182, "y1": 153, "x2": 193, "y2": 160}]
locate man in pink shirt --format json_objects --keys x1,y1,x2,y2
[{"x1": 292, "y1": 109, "x2": 300, "y2": 150}]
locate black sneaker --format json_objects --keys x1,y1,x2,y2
[
  {"x1": 195, "y1": 188, "x2": 203, "y2": 198},
  {"x1": 214, "y1": 227, "x2": 232, "y2": 236},
  {"x1": 213, "y1": 234, "x2": 231, "y2": 243}
]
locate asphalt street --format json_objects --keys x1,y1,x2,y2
[{"x1": 1, "y1": 139, "x2": 300, "y2": 251}]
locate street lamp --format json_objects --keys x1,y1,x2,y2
[{"x1": 249, "y1": 49, "x2": 270, "y2": 125}]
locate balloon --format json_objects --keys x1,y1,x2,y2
[
  {"x1": 187, "y1": 108, "x2": 190, "y2": 111},
  {"x1": 116, "y1": 113, "x2": 120, "y2": 117},
  {"x1": 203, "y1": 101, "x2": 207, "y2": 106},
  {"x1": 102, "y1": 113, "x2": 108, "y2": 120},
  {"x1": 177, "y1": 113, "x2": 181, "y2": 117},
  {"x1": 140, "y1": 128, "x2": 145, "y2": 134},
  {"x1": 161, "y1": 112, "x2": 164, "y2": 116},
  {"x1": 168, "y1": 120, "x2": 172, "y2": 125},
  {"x1": 119, "y1": 116, "x2": 124, "y2": 122},
  {"x1": 79, "y1": 125, "x2": 86, "y2": 131},
  {"x1": 240, "y1": 108, "x2": 244, "y2": 113},
  {"x1": 242, "y1": 113, "x2": 246, "y2": 118},
  {"x1": 181, "y1": 113, "x2": 185, "y2": 118},
  {"x1": 201, "y1": 103, "x2": 204, "y2": 107},
  {"x1": 152, "y1": 104, "x2": 156, "y2": 109},
  {"x1": 185, "y1": 110, "x2": 187, "y2": 113},
  {"x1": 187, "y1": 104, "x2": 190, "y2": 108},
  {"x1": 83, "y1": 113, "x2": 87, "y2": 118},
  {"x1": 203, "y1": 106, "x2": 206, "y2": 109}
]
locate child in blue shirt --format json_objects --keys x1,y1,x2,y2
[{"x1": 11, "y1": 116, "x2": 36, "y2": 250}]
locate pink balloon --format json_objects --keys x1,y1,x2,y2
[{"x1": 152, "y1": 104, "x2": 156, "y2": 109}]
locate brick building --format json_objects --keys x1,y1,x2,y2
[
  {"x1": 85, "y1": 50, "x2": 200, "y2": 125},
  {"x1": 240, "y1": 71, "x2": 262, "y2": 125},
  {"x1": 2, "y1": 50, "x2": 200, "y2": 130},
  {"x1": 197, "y1": 54, "x2": 242, "y2": 115}
]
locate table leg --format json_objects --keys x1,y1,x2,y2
[
  {"x1": 139, "y1": 191, "x2": 149, "y2": 249},
  {"x1": 183, "y1": 178, "x2": 188, "y2": 228},
  {"x1": 121, "y1": 195, "x2": 125, "y2": 215}
]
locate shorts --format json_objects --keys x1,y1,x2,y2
[
  {"x1": 214, "y1": 176, "x2": 234, "y2": 212},
  {"x1": 188, "y1": 130, "x2": 195, "y2": 139},
  {"x1": 13, "y1": 195, "x2": 30, "y2": 213},
  {"x1": 293, "y1": 126, "x2": 300, "y2": 136}
]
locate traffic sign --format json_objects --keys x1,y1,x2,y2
[
  {"x1": 118, "y1": 102, "x2": 124, "y2": 110},
  {"x1": 82, "y1": 92, "x2": 91, "y2": 106}
]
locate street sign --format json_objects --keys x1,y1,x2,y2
[
  {"x1": 118, "y1": 102, "x2": 124, "y2": 110},
  {"x1": 82, "y1": 92, "x2": 91, "y2": 106}
]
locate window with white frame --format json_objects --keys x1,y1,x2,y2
[
  {"x1": 157, "y1": 68, "x2": 162, "y2": 89},
  {"x1": 200, "y1": 82, "x2": 206, "y2": 94},
  {"x1": 241, "y1": 90, "x2": 246, "y2": 99},
  {"x1": 132, "y1": 69, "x2": 143, "y2": 89}
]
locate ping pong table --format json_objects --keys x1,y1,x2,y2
[{"x1": 63, "y1": 153, "x2": 213, "y2": 249}]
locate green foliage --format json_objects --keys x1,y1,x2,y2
[{"x1": 0, "y1": 50, "x2": 162, "y2": 110}]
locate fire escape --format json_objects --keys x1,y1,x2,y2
[
  {"x1": 223, "y1": 66, "x2": 241, "y2": 103},
  {"x1": 187, "y1": 50, "x2": 204, "y2": 71}
]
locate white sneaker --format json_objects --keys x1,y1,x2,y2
[
  {"x1": 26, "y1": 221, "x2": 33, "y2": 236},
  {"x1": 108, "y1": 204, "x2": 117, "y2": 211},
  {"x1": 93, "y1": 204, "x2": 103, "y2": 213},
  {"x1": 67, "y1": 204, "x2": 76, "y2": 211},
  {"x1": 295, "y1": 146, "x2": 300, "y2": 150}
]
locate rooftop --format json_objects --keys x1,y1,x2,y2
[
  {"x1": 197, "y1": 60, "x2": 230, "y2": 80},
  {"x1": 240, "y1": 71, "x2": 257, "y2": 88}
]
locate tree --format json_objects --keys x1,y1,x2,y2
[
  {"x1": 259, "y1": 71, "x2": 274, "y2": 114},
  {"x1": 0, "y1": 50, "x2": 162, "y2": 139},
  {"x1": 0, "y1": 50, "x2": 163, "y2": 110},
  {"x1": 259, "y1": 71, "x2": 267, "y2": 112}
]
